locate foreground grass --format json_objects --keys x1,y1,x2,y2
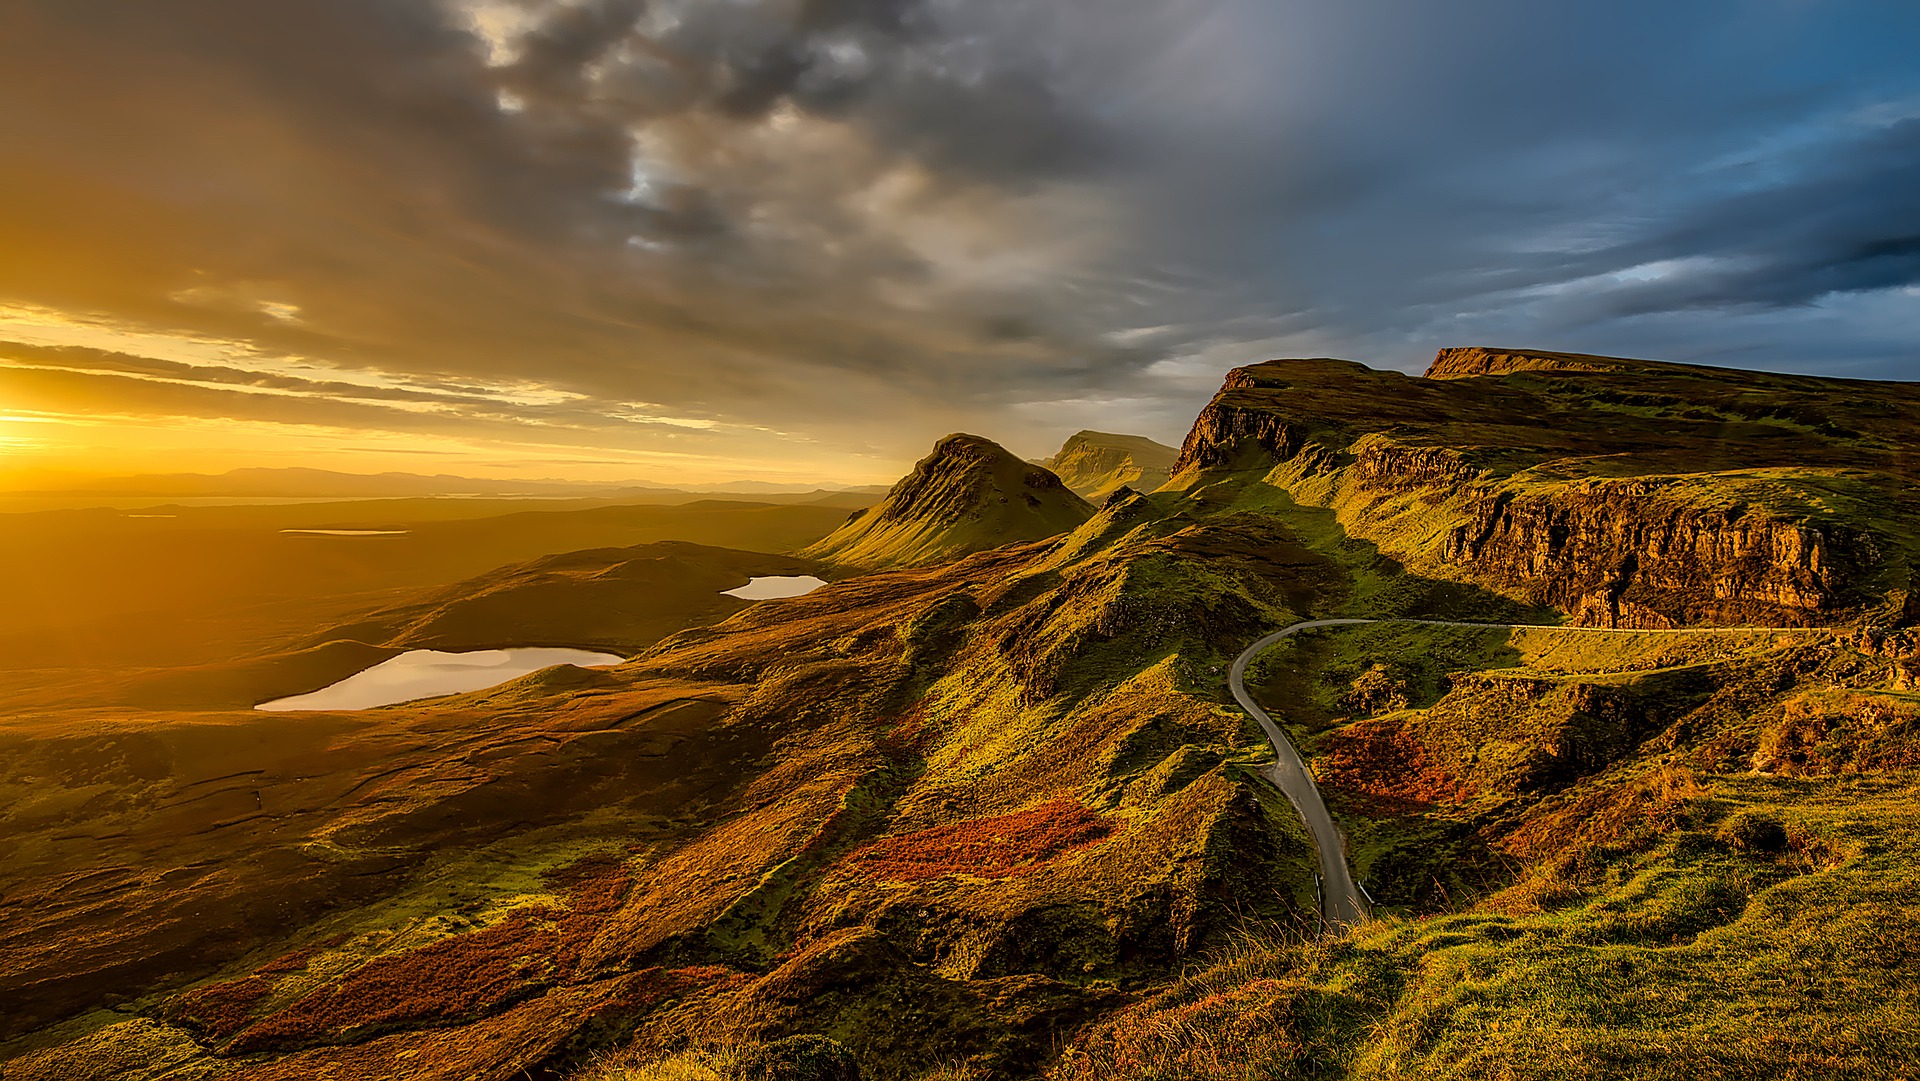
[
  {"x1": 581, "y1": 1036, "x2": 865, "y2": 1081},
  {"x1": 1044, "y1": 772, "x2": 1920, "y2": 1081}
]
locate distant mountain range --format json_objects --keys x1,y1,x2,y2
[{"x1": 5, "y1": 466, "x2": 890, "y2": 499}]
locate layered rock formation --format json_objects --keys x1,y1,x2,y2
[{"x1": 1439, "y1": 482, "x2": 1871, "y2": 627}]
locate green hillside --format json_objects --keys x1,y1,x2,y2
[
  {"x1": 1037, "y1": 431, "x2": 1180, "y2": 500},
  {"x1": 804, "y1": 434, "x2": 1095, "y2": 569}
]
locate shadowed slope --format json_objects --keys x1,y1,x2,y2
[{"x1": 314, "y1": 540, "x2": 835, "y2": 655}]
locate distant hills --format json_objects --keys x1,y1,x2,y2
[
  {"x1": 312, "y1": 540, "x2": 833, "y2": 656},
  {"x1": 1034, "y1": 430, "x2": 1179, "y2": 499},
  {"x1": 2, "y1": 466, "x2": 890, "y2": 501},
  {"x1": 804, "y1": 433, "x2": 1094, "y2": 568}
]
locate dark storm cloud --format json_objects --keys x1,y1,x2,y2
[
  {"x1": 1561, "y1": 118, "x2": 1920, "y2": 317},
  {"x1": 1, "y1": 0, "x2": 1916, "y2": 472}
]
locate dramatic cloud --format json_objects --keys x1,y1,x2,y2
[{"x1": 0, "y1": 0, "x2": 1915, "y2": 480}]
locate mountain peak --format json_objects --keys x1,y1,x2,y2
[
  {"x1": 1038, "y1": 430, "x2": 1179, "y2": 499},
  {"x1": 803, "y1": 434, "x2": 1093, "y2": 568}
]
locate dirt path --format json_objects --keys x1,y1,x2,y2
[{"x1": 1229, "y1": 618, "x2": 1820, "y2": 933}]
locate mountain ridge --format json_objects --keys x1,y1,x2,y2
[{"x1": 1169, "y1": 348, "x2": 1919, "y2": 628}]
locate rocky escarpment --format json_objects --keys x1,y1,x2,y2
[
  {"x1": 1424, "y1": 346, "x2": 1666, "y2": 379},
  {"x1": 1171, "y1": 400, "x2": 1307, "y2": 475},
  {"x1": 1440, "y1": 482, "x2": 1873, "y2": 628},
  {"x1": 1170, "y1": 367, "x2": 1330, "y2": 476},
  {"x1": 1167, "y1": 349, "x2": 1916, "y2": 628},
  {"x1": 1349, "y1": 437, "x2": 1482, "y2": 491}
]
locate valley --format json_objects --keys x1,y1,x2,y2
[{"x1": 2, "y1": 348, "x2": 1917, "y2": 1080}]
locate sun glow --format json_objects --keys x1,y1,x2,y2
[{"x1": 0, "y1": 303, "x2": 896, "y2": 487}]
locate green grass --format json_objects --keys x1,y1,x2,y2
[
  {"x1": 1041, "y1": 592, "x2": 1920, "y2": 1081},
  {"x1": 1049, "y1": 771, "x2": 1920, "y2": 1080}
]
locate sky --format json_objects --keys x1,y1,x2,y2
[{"x1": 2, "y1": 0, "x2": 1917, "y2": 486}]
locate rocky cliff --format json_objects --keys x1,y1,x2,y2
[
  {"x1": 1424, "y1": 345, "x2": 1679, "y2": 379},
  {"x1": 1439, "y1": 482, "x2": 1872, "y2": 627},
  {"x1": 1168, "y1": 348, "x2": 1917, "y2": 627}
]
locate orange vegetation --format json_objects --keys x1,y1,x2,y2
[
  {"x1": 227, "y1": 856, "x2": 633, "y2": 1051},
  {"x1": 164, "y1": 939, "x2": 345, "y2": 1041},
  {"x1": 839, "y1": 799, "x2": 1114, "y2": 881},
  {"x1": 165, "y1": 975, "x2": 276, "y2": 1042},
  {"x1": 1050, "y1": 974, "x2": 1353, "y2": 1081},
  {"x1": 1314, "y1": 719, "x2": 1468, "y2": 815},
  {"x1": 1501, "y1": 766, "x2": 1707, "y2": 861},
  {"x1": 1752, "y1": 690, "x2": 1920, "y2": 775}
]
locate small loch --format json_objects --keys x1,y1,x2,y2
[
  {"x1": 722, "y1": 575, "x2": 829, "y2": 600},
  {"x1": 256, "y1": 647, "x2": 624, "y2": 711}
]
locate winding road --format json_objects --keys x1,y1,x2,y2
[{"x1": 1228, "y1": 618, "x2": 1823, "y2": 934}]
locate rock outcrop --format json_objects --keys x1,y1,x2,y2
[{"x1": 1424, "y1": 346, "x2": 1669, "y2": 379}]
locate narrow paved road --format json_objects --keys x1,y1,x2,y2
[{"x1": 1229, "y1": 618, "x2": 1820, "y2": 934}]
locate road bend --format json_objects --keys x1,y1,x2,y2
[{"x1": 1228, "y1": 618, "x2": 1823, "y2": 934}]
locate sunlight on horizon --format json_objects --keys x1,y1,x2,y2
[{"x1": 0, "y1": 302, "x2": 899, "y2": 488}]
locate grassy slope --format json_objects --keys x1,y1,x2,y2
[
  {"x1": 1040, "y1": 431, "x2": 1181, "y2": 500},
  {"x1": 0, "y1": 505, "x2": 1334, "y2": 1080},
  {"x1": 805, "y1": 435, "x2": 1094, "y2": 569},
  {"x1": 1050, "y1": 636, "x2": 1920, "y2": 1079}
]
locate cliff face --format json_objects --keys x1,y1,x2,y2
[
  {"x1": 1171, "y1": 402, "x2": 1304, "y2": 475},
  {"x1": 1424, "y1": 346, "x2": 1661, "y2": 379},
  {"x1": 1439, "y1": 484, "x2": 1872, "y2": 628},
  {"x1": 1168, "y1": 348, "x2": 1917, "y2": 627},
  {"x1": 1350, "y1": 437, "x2": 1479, "y2": 491}
]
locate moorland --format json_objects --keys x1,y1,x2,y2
[{"x1": 2, "y1": 347, "x2": 1917, "y2": 1081}]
